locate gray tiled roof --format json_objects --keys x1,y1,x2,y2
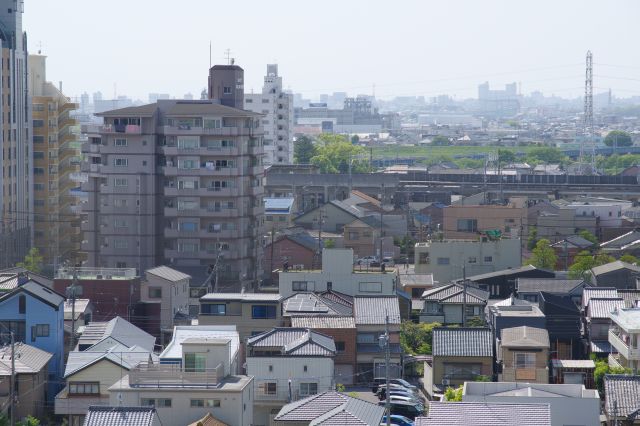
[
  {"x1": 433, "y1": 327, "x2": 493, "y2": 357},
  {"x1": 604, "y1": 375, "x2": 640, "y2": 418},
  {"x1": 353, "y1": 297, "x2": 401, "y2": 325},
  {"x1": 200, "y1": 292, "x2": 283, "y2": 302},
  {"x1": 588, "y1": 298, "x2": 625, "y2": 319},
  {"x1": 591, "y1": 260, "x2": 640, "y2": 276},
  {"x1": 283, "y1": 293, "x2": 353, "y2": 317},
  {"x1": 618, "y1": 289, "x2": 640, "y2": 308},
  {"x1": 516, "y1": 278, "x2": 584, "y2": 294},
  {"x1": 0, "y1": 342, "x2": 52, "y2": 375},
  {"x1": 274, "y1": 391, "x2": 383, "y2": 424},
  {"x1": 439, "y1": 291, "x2": 487, "y2": 305},
  {"x1": 65, "y1": 344, "x2": 156, "y2": 378},
  {"x1": 422, "y1": 283, "x2": 489, "y2": 302},
  {"x1": 78, "y1": 317, "x2": 156, "y2": 352},
  {"x1": 4, "y1": 280, "x2": 65, "y2": 308},
  {"x1": 421, "y1": 402, "x2": 551, "y2": 426},
  {"x1": 145, "y1": 265, "x2": 191, "y2": 282},
  {"x1": 247, "y1": 328, "x2": 336, "y2": 356},
  {"x1": 583, "y1": 287, "x2": 618, "y2": 307},
  {"x1": 466, "y1": 265, "x2": 543, "y2": 281},
  {"x1": 83, "y1": 406, "x2": 157, "y2": 426},
  {"x1": 601, "y1": 230, "x2": 640, "y2": 250},
  {"x1": 291, "y1": 316, "x2": 356, "y2": 329},
  {"x1": 500, "y1": 326, "x2": 550, "y2": 348}
]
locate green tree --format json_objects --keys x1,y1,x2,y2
[
  {"x1": 620, "y1": 254, "x2": 639, "y2": 265},
  {"x1": 475, "y1": 375, "x2": 491, "y2": 382},
  {"x1": 324, "y1": 239, "x2": 336, "y2": 249},
  {"x1": 526, "y1": 147, "x2": 568, "y2": 165},
  {"x1": 604, "y1": 130, "x2": 633, "y2": 147},
  {"x1": 17, "y1": 416, "x2": 40, "y2": 426},
  {"x1": 444, "y1": 385, "x2": 463, "y2": 401},
  {"x1": 431, "y1": 135, "x2": 451, "y2": 146},
  {"x1": 400, "y1": 321, "x2": 440, "y2": 355},
  {"x1": 498, "y1": 149, "x2": 516, "y2": 164},
  {"x1": 17, "y1": 248, "x2": 43, "y2": 275},
  {"x1": 593, "y1": 358, "x2": 631, "y2": 395},
  {"x1": 528, "y1": 239, "x2": 557, "y2": 270},
  {"x1": 310, "y1": 134, "x2": 368, "y2": 173},
  {"x1": 466, "y1": 317, "x2": 485, "y2": 327},
  {"x1": 293, "y1": 136, "x2": 316, "y2": 164},
  {"x1": 527, "y1": 226, "x2": 538, "y2": 251},
  {"x1": 350, "y1": 134, "x2": 360, "y2": 144},
  {"x1": 578, "y1": 230, "x2": 598, "y2": 246},
  {"x1": 568, "y1": 251, "x2": 616, "y2": 280}
]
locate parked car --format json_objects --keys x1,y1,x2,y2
[
  {"x1": 377, "y1": 388, "x2": 423, "y2": 402},
  {"x1": 387, "y1": 395, "x2": 424, "y2": 410},
  {"x1": 381, "y1": 415, "x2": 414, "y2": 426},
  {"x1": 371, "y1": 377, "x2": 387, "y2": 393},
  {"x1": 377, "y1": 383, "x2": 420, "y2": 397},
  {"x1": 381, "y1": 401, "x2": 424, "y2": 420},
  {"x1": 382, "y1": 256, "x2": 395, "y2": 266},
  {"x1": 357, "y1": 256, "x2": 379, "y2": 266},
  {"x1": 389, "y1": 378, "x2": 417, "y2": 391}
]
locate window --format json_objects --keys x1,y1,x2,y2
[
  {"x1": 457, "y1": 219, "x2": 478, "y2": 232},
  {"x1": 141, "y1": 398, "x2": 155, "y2": 406},
  {"x1": 443, "y1": 363, "x2": 482, "y2": 380},
  {"x1": 141, "y1": 398, "x2": 171, "y2": 407},
  {"x1": 418, "y1": 252, "x2": 430, "y2": 264},
  {"x1": 205, "y1": 399, "x2": 220, "y2": 407},
  {"x1": 115, "y1": 139, "x2": 127, "y2": 147},
  {"x1": 358, "y1": 282, "x2": 382, "y2": 293},
  {"x1": 114, "y1": 240, "x2": 128, "y2": 249},
  {"x1": 69, "y1": 382, "x2": 99, "y2": 395},
  {"x1": 114, "y1": 199, "x2": 128, "y2": 207},
  {"x1": 114, "y1": 158, "x2": 128, "y2": 167},
  {"x1": 348, "y1": 231, "x2": 359, "y2": 240},
  {"x1": 33, "y1": 151, "x2": 44, "y2": 159},
  {"x1": 261, "y1": 382, "x2": 277, "y2": 395},
  {"x1": 437, "y1": 257, "x2": 450, "y2": 265},
  {"x1": 157, "y1": 399, "x2": 171, "y2": 407},
  {"x1": 335, "y1": 342, "x2": 346, "y2": 353},
  {"x1": 35, "y1": 324, "x2": 49, "y2": 337},
  {"x1": 483, "y1": 256, "x2": 493, "y2": 263},
  {"x1": 177, "y1": 137, "x2": 199, "y2": 149},
  {"x1": 18, "y1": 295, "x2": 25, "y2": 314},
  {"x1": 252, "y1": 305, "x2": 276, "y2": 319},
  {"x1": 223, "y1": 86, "x2": 232, "y2": 94},
  {"x1": 514, "y1": 352, "x2": 536, "y2": 369},
  {"x1": 201, "y1": 303, "x2": 225, "y2": 315},
  {"x1": 184, "y1": 353, "x2": 206, "y2": 372},
  {"x1": 32, "y1": 119, "x2": 44, "y2": 128},
  {"x1": 148, "y1": 287, "x2": 162, "y2": 299},
  {"x1": 299, "y1": 382, "x2": 318, "y2": 396},
  {"x1": 33, "y1": 135, "x2": 44, "y2": 144},
  {"x1": 114, "y1": 219, "x2": 128, "y2": 228},
  {"x1": 114, "y1": 178, "x2": 128, "y2": 187},
  {"x1": 468, "y1": 257, "x2": 477, "y2": 264},
  {"x1": 179, "y1": 222, "x2": 198, "y2": 232},
  {"x1": 178, "y1": 159, "x2": 197, "y2": 169},
  {"x1": 465, "y1": 305, "x2": 482, "y2": 316},
  {"x1": 178, "y1": 243, "x2": 198, "y2": 253},
  {"x1": 292, "y1": 281, "x2": 308, "y2": 291}
]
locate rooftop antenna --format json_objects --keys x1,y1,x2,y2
[
  {"x1": 224, "y1": 48, "x2": 233, "y2": 65},
  {"x1": 578, "y1": 50, "x2": 594, "y2": 174},
  {"x1": 37, "y1": 41, "x2": 42, "y2": 55},
  {"x1": 209, "y1": 41, "x2": 212, "y2": 68}
]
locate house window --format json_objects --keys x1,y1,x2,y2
[
  {"x1": 465, "y1": 306, "x2": 482, "y2": 316},
  {"x1": 190, "y1": 399, "x2": 204, "y2": 408},
  {"x1": 437, "y1": 257, "x2": 450, "y2": 265},
  {"x1": 114, "y1": 158, "x2": 128, "y2": 167},
  {"x1": 468, "y1": 257, "x2": 477, "y2": 264},
  {"x1": 514, "y1": 352, "x2": 536, "y2": 369},
  {"x1": 457, "y1": 219, "x2": 477, "y2": 232},
  {"x1": 69, "y1": 382, "x2": 99, "y2": 395},
  {"x1": 223, "y1": 87, "x2": 232, "y2": 94},
  {"x1": 156, "y1": 399, "x2": 171, "y2": 407},
  {"x1": 114, "y1": 178, "x2": 128, "y2": 187},
  {"x1": 335, "y1": 342, "x2": 346, "y2": 353},
  {"x1": 184, "y1": 353, "x2": 207, "y2": 373},
  {"x1": 115, "y1": 138, "x2": 127, "y2": 147},
  {"x1": 141, "y1": 398, "x2": 155, "y2": 406},
  {"x1": 418, "y1": 252, "x2": 430, "y2": 264},
  {"x1": 359, "y1": 282, "x2": 382, "y2": 293},
  {"x1": 114, "y1": 240, "x2": 128, "y2": 249},
  {"x1": 299, "y1": 382, "x2": 318, "y2": 396},
  {"x1": 34, "y1": 324, "x2": 49, "y2": 337},
  {"x1": 114, "y1": 219, "x2": 128, "y2": 228},
  {"x1": 483, "y1": 256, "x2": 493, "y2": 263},
  {"x1": 292, "y1": 281, "x2": 308, "y2": 291},
  {"x1": 425, "y1": 302, "x2": 443, "y2": 314},
  {"x1": 201, "y1": 304, "x2": 226, "y2": 315},
  {"x1": 252, "y1": 305, "x2": 276, "y2": 319},
  {"x1": 148, "y1": 287, "x2": 162, "y2": 299},
  {"x1": 443, "y1": 363, "x2": 482, "y2": 380},
  {"x1": 348, "y1": 232, "x2": 359, "y2": 240},
  {"x1": 261, "y1": 382, "x2": 277, "y2": 395},
  {"x1": 114, "y1": 199, "x2": 128, "y2": 207},
  {"x1": 18, "y1": 295, "x2": 25, "y2": 314}
]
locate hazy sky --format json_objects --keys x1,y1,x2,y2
[{"x1": 23, "y1": 0, "x2": 640, "y2": 102}]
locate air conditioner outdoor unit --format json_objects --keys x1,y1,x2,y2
[{"x1": 442, "y1": 379, "x2": 450, "y2": 386}]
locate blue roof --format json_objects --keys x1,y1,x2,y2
[{"x1": 265, "y1": 197, "x2": 294, "y2": 214}]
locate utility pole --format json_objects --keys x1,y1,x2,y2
[
  {"x1": 462, "y1": 265, "x2": 468, "y2": 327},
  {"x1": 67, "y1": 268, "x2": 78, "y2": 355},
  {"x1": 270, "y1": 223, "x2": 275, "y2": 278},
  {"x1": 10, "y1": 331, "x2": 15, "y2": 426},
  {"x1": 380, "y1": 314, "x2": 391, "y2": 426}
]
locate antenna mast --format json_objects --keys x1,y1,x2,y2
[{"x1": 579, "y1": 50, "x2": 594, "y2": 174}]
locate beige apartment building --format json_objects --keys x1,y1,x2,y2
[
  {"x1": 443, "y1": 202, "x2": 527, "y2": 240},
  {"x1": 81, "y1": 65, "x2": 264, "y2": 286},
  {"x1": 29, "y1": 54, "x2": 82, "y2": 269}
]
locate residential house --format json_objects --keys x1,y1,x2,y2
[
  {"x1": 278, "y1": 248, "x2": 398, "y2": 298},
  {"x1": 601, "y1": 229, "x2": 640, "y2": 258},
  {"x1": 583, "y1": 295, "x2": 624, "y2": 357},
  {"x1": 620, "y1": 289, "x2": 640, "y2": 309},
  {"x1": 264, "y1": 234, "x2": 318, "y2": 276},
  {"x1": 414, "y1": 239, "x2": 522, "y2": 284},
  {"x1": 608, "y1": 307, "x2": 640, "y2": 372},
  {"x1": 0, "y1": 279, "x2": 65, "y2": 398},
  {"x1": 137, "y1": 265, "x2": 191, "y2": 339},
  {"x1": 76, "y1": 316, "x2": 156, "y2": 352},
  {"x1": 187, "y1": 413, "x2": 229, "y2": 426},
  {"x1": 282, "y1": 292, "x2": 356, "y2": 384},
  {"x1": 550, "y1": 235, "x2": 596, "y2": 270},
  {"x1": 399, "y1": 272, "x2": 435, "y2": 311},
  {"x1": 488, "y1": 298, "x2": 546, "y2": 347},
  {"x1": 550, "y1": 359, "x2": 596, "y2": 389},
  {"x1": 343, "y1": 216, "x2": 397, "y2": 259},
  {"x1": 498, "y1": 326, "x2": 550, "y2": 383},
  {"x1": 582, "y1": 287, "x2": 620, "y2": 310},
  {"x1": 273, "y1": 391, "x2": 385, "y2": 426},
  {"x1": 63, "y1": 298, "x2": 93, "y2": 360},
  {"x1": 590, "y1": 261, "x2": 640, "y2": 288},
  {"x1": 604, "y1": 374, "x2": 640, "y2": 425},
  {"x1": 528, "y1": 201, "x2": 597, "y2": 244},
  {"x1": 424, "y1": 327, "x2": 493, "y2": 397},
  {"x1": 246, "y1": 328, "x2": 336, "y2": 425},
  {"x1": 462, "y1": 382, "x2": 600, "y2": 426},
  {"x1": 108, "y1": 340, "x2": 254, "y2": 426},
  {"x1": 442, "y1": 202, "x2": 527, "y2": 240},
  {"x1": 198, "y1": 293, "x2": 284, "y2": 347},
  {"x1": 560, "y1": 197, "x2": 632, "y2": 241},
  {"x1": 418, "y1": 401, "x2": 551, "y2": 426},
  {"x1": 83, "y1": 406, "x2": 161, "y2": 426},
  {"x1": 55, "y1": 342, "x2": 157, "y2": 425},
  {"x1": 354, "y1": 296, "x2": 402, "y2": 382},
  {"x1": 158, "y1": 325, "x2": 239, "y2": 376},
  {"x1": 414, "y1": 202, "x2": 446, "y2": 234},
  {"x1": 294, "y1": 200, "x2": 365, "y2": 233},
  {"x1": 467, "y1": 265, "x2": 555, "y2": 299},
  {"x1": 419, "y1": 283, "x2": 488, "y2": 325},
  {"x1": 516, "y1": 278, "x2": 588, "y2": 305},
  {"x1": 0, "y1": 343, "x2": 52, "y2": 421},
  {"x1": 538, "y1": 292, "x2": 583, "y2": 359},
  {"x1": 264, "y1": 197, "x2": 295, "y2": 232}
]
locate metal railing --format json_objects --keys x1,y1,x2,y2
[{"x1": 129, "y1": 362, "x2": 224, "y2": 388}]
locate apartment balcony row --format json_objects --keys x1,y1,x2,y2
[
  {"x1": 609, "y1": 329, "x2": 640, "y2": 360},
  {"x1": 162, "y1": 165, "x2": 263, "y2": 177},
  {"x1": 164, "y1": 186, "x2": 246, "y2": 198},
  {"x1": 164, "y1": 249, "x2": 243, "y2": 261},
  {"x1": 157, "y1": 125, "x2": 259, "y2": 137},
  {"x1": 164, "y1": 228, "x2": 239, "y2": 239},
  {"x1": 128, "y1": 362, "x2": 224, "y2": 388},
  {"x1": 102, "y1": 124, "x2": 142, "y2": 134},
  {"x1": 164, "y1": 206, "x2": 239, "y2": 218},
  {"x1": 161, "y1": 145, "x2": 249, "y2": 157}
]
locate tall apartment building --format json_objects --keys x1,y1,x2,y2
[
  {"x1": 244, "y1": 64, "x2": 293, "y2": 166},
  {"x1": 81, "y1": 65, "x2": 264, "y2": 286},
  {"x1": 0, "y1": 3, "x2": 32, "y2": 267},
  {"x1": 29, "y1": 54, "x2": 82, "y2": 270}
]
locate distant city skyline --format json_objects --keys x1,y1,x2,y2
[{"x1": 24, "y1": 0, "x2": 640, "y2": 102}]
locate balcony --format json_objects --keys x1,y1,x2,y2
[
  {"x1": 161, "y1": 145, "x2": 242, "y2": 156},
  {"x1": 102, "y1": 124, "x2": 142, "y2": 134},
  {"x1": 81, "y1": 142, "x2": 101, "y2": 154},
  {"x1": 164, "y1": 186, "x2": 242, "y2": 198},
  {"x1": 164, "y1": 207, "x2": 239, "y2": 217},
  {"x1": 80, "y1": 163, "x2": 101, "y2": 176},
  {"x1": 609, "y1": 329, "x2": 640, "y2": 360},
  {"x1": 164, "y1": 249, "x2": 241, "y2": 261},
  {"x1": 128, "y1": 362, "x2": 223, "y2": 388},
  {"x1": 164, "y1": 228, "x2": 201, "y2": 238},
  {"x1": 54, "y1": 388, "x2": 109, "y2": 415},
  {"x1": 158, "y1": 125, "x2": 257, "y2": 137},
  {"x1": 162, "y1": 165, "x2": 241, "y2": 177}
]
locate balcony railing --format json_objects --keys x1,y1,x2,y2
[
  {"x1": 158, "y1": 125, "x2": 257, "y2": 137},
  {"x1": 609, "y1": 329, "x2": 640, "y2": 360},
  {"x1": 102, "y1": 124, "x2": 142, "y2": 134},
  {"x1": 128, "y1": 362, "x2": 224, "y2": 388}
]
